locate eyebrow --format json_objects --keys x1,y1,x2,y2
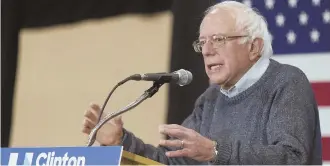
[{"x1": 199, "y1": 33, "x2": 227, "y2": 40}]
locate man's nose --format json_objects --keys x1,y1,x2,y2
[{"x1": 202, "y1": 42, "x2": 216, "y2": 56}]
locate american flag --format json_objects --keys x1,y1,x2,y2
[{"x1": 216, "y1": 0, "x2": 330, "y2": 163}]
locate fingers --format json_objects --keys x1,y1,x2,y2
[
  {"x1": 159, "y1": 125, "x2": 188, "y2": 139},
  {"x1": 90, "y1": 103, "x2": 101, "y2": 114},
  {"x1": 165, "y1": 149, "x2": 190, "y2": 158},
  {"x1": 159, "y1": 139, "x2": 182, "y2": 148},
  {"x1": 83, "y1": 118, "x2": 96, "y2": 129},
  {"x1": 82, "y1": 118, "x2": 94, "y2": 134},
  {"x1": 160, "y1": 124, "x2": 187, "y2": 130},
  {"x1": 90, "y1": 102, "x2": 101, "y2": 109},
  {"x1": 82, "y1": 102, "x2": 102, "y2": 135},
  {"x1": 84, "y1": 110, "x2": 98, "y2": 122},
  {"x1": 82, "y1": 127, "x2": 91, "y2": 134},
  {"x1": 84, "y1": 103, "x2": 102, "y2": 122},
  {"x1": 90, "y1": 102, "x2": 102, "y2": 117}
]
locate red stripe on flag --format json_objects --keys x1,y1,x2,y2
[
  {"x1": 322, "y1": 137, "x2": 330, "y2": 161},
  {"x1": 311, "y1": 82, "x2": 330, "y2": 106}
]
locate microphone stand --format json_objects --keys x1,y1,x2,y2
[{"x1": 86, "y1": 81, "x2": 165, "y2": 147}]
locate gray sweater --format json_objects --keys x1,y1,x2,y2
[{"x1": 121, "y1": 59, "x2": 322, "y2": 165}]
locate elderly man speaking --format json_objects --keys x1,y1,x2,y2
[{"x1": 82, "y1": 1, "x2": 322, "y2": 165}]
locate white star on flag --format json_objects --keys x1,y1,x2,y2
[
  {"x1": 299, "y1": 11, "x2": 308, "y2": 25},
  {"x1": 286, "y1": 30, "x2": 296, "y2": 44},
  {"x1": 310, "y1": 29, "x2": 320, "y2": 43},
  {"x1": 265, "y1": 0, "x2": 275, "y2": 10},
  {"x1": 323, "y1": 10, "x2": 330, "y2": 24},
  {"x1": 276, "y1": 13, "x2": 285, "y2": 27},
  {"x1": 242, "y1": 0, "x2": 252, "y2": 7},
  {"x1": 312, "y1": 0, "x2": 321, "y2": 6},
  {"x1": 288, "y1": 0, "x2": 298, "y2": 8}
]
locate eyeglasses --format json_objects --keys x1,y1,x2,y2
[{"x1": 192, "y1": 34, "x2": 249, "y2": 53}]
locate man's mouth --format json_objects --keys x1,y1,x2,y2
[{"x1": 208, "y1": 63, "x2": 223, "y2": 72}]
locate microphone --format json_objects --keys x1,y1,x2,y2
[
  {"x1": 86, "y1": 69, "x2": 192, "y2": 146},
  {"x1": 131, "y1": 69, "x2": 193, "y2": 86}
]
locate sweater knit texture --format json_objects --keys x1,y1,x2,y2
[{"x1": 121, "y1": 59, "x2": 322, "y2": 165}]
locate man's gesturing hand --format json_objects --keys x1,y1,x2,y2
[
  {"x1": 159, "y1": 124, "x2": 216, "y2": 162},
  {"x1": 82, "y1": 103, "x2": 124, "y2": 146}
]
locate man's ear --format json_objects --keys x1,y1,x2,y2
[{"x1": 249, "y1": 38, "x2": 263, "y2": 61}]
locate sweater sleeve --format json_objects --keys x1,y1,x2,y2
[
  {"x1": 119, "y1": 89, "x2": 207, "y2": 165},
  {"x1": 212, "y1": 70, "x2": 322, "y2": 165}
]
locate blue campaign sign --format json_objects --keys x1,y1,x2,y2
[{"x1": 0, "y1": 146, "x2": 123, "y2": 166}]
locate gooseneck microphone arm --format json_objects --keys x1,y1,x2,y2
[
  {"x1": 86, "y1": 69, "x2": 192, "y2": 146},
  {"x1": 96, "y1": 74, "x2": 140, "y2": 124},
  {"x1": 86, "y1": 81, "x2": 165, "y2": 146},
  {"x1": 96, "y1": 69, "x2": 192, "y2": 123}
]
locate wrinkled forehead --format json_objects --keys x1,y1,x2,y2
[{"x1": 199, "y1": 8, "x2": 237, "y2": 39}]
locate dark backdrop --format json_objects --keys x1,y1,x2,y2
[{"x1": 1, "y1": 0, "x2": 214, "y2": 147}]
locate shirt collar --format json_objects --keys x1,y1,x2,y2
[{"x1": 220, "y1": 56, "x2": 270, "y2": 98}]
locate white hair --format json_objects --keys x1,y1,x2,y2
[{"x1": 203, "y1": 0, "x2": 273, "y2": 57}]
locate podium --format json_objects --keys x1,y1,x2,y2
[
  {"x1": 1, "y1": 146, "x2": 163, "y2": 165},
  {"x1": 121, "y1": 150, "x2": 162, "y2": 165}
]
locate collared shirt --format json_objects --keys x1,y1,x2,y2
[{"x1": 220, "y1": 56, "x2": 270, "y2": 98}]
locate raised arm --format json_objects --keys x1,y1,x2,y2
[{"x1": 120, "y1": 91, "x2": 207, "y2": 165}]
